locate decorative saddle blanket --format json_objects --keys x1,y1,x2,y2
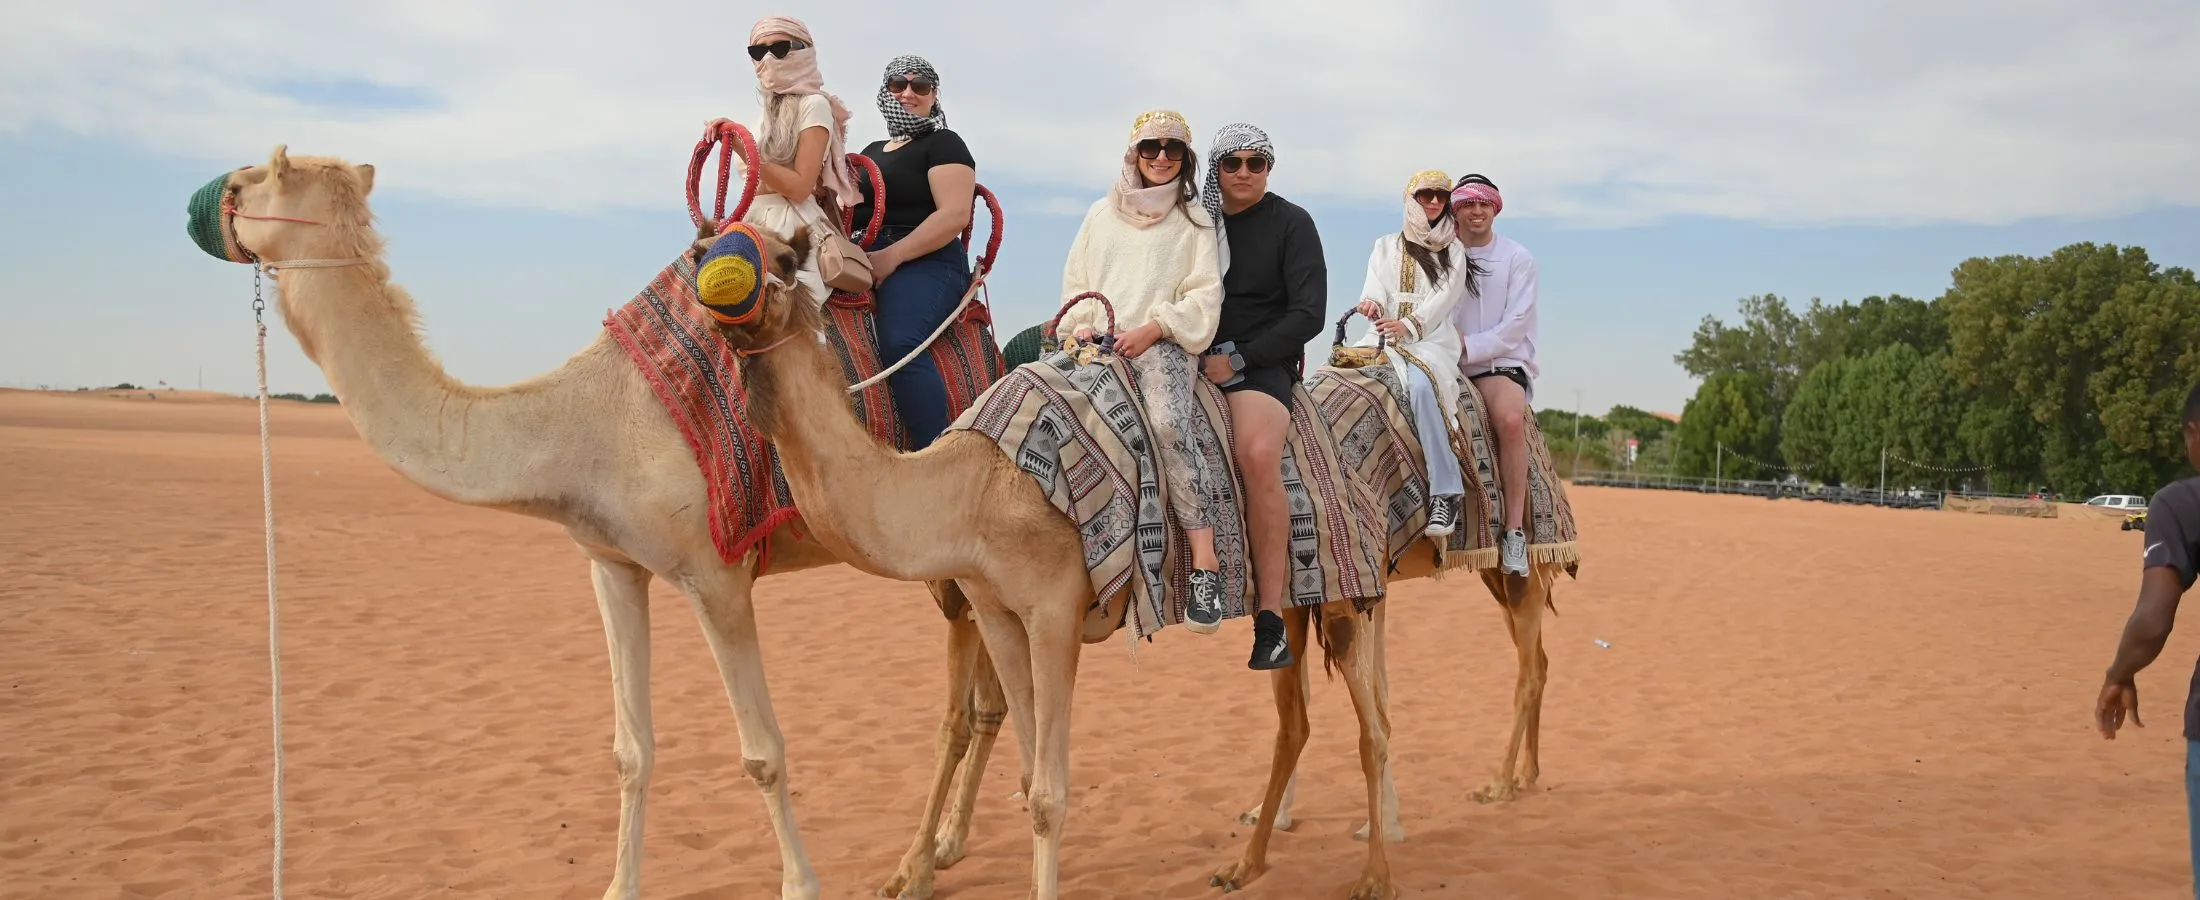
[
  {"x1": 947, "y1": 349, "x2": 1394, "y2": 642},
  {"x1": 604, "y1": 251, "x2": 1005, "y2": 571}
]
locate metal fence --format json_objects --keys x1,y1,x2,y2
[{"x1": 1566, "y1": 470, "x2": 2056, "y2": 511}]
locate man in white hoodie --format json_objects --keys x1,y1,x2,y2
[{"x1": 1449, "y1": 173, "x2": 1540, "y2": 576}]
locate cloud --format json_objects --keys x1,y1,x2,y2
[{"x1": 4, "y1": 0, "x2": 2195, "y2": 225}]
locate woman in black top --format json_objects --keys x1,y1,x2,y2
[{"x1": 852, "y1": 55, "x2": 977, "y2": 449}]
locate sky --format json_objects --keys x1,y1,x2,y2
[{"x1": 2, "y1": 0, "x2": 2196, "y2": 418}]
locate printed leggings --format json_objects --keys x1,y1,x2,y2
[{"x1": 1130, "y1": 342, "x2": 1227, "y2": 530}]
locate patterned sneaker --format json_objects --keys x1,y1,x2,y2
[
  {"x1": 1424, "y1": 495, "x2": 1460, "y2": 538},
  {"x1": 1183, "y1": 569, "x2": 1224, "y2": 635},
  {"x1": 1248, "y1": 609, "x2": 1295, "y2": 670},
  {"x1": 1501, "y1": 528, "x2": 1530, "y2": 576}
]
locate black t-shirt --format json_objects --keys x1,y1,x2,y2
[
  {"x1": 853, "y1": 129, "x2": 976, "y2": 235},
  {"x1": 1216, "y1": 193, "x2": 1327, "y2": 373},
  {"x1": 2147, "y1": 478, "x2": 2200, "y2": 737}
]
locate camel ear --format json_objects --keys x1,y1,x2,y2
[
  {"x1": 354, "y1": 163, "x2": 374, "y2": 195},
  {"x1": 270, "y1": 144, "x2": 291, "y2": 177},
  {"x1": 773, "y1": 227, "x2": 810, "y2": 283}
]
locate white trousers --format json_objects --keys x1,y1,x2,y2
[{"x1": 1406, "y1": 365, "x2": 1464, "y2": 497}]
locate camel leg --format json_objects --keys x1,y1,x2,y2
[
  {"x1": 1212, "y1": 606, "x2": 1313, "y2": 892},
  {"x1": 682, "y1": 566, "x2": 820, "y2": 900},
  {"x1": 1355, "y1": 602, "x2": 1405, "y2": 843},
  {"x1": 1334, "y1": 607, "x2": 1398, "y2": 900},
  {"x1": 1472, "y1": 571, "x2": 1549, "y2": 804},
  {"x1": 589, "y1": 558, "x2": 655, "y2": 900},
  {"x1": 1236, "y1": 659, "x2": 1307, "y2": 832},
  {"x1": 965, "y1": 574, "x2": 1081, "y2": 900},
  {"x1": 876, "y1": 613, "x2": 987, "y2": 899},
  {"x1": 934, "y1": 638, "x2": 1008, "y2": 869}
]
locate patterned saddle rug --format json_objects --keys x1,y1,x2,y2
[
  {"x1": 604, "y1": 251, "x2": 1005, "y2": 572},
  {"x1": 978, "y1": 325, "x2": 1579, "y2": 642}
]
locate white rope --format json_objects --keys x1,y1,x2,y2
[
  {"x1": 844, "y1": 267, "x2": 988, "y2": 395},
  {"x1": 254, "y1": 278, "x2": 287, "y2": 900}
]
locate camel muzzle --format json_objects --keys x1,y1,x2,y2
[{"x1": 186, "y1": 171, "x2": 253, "y2": 264}]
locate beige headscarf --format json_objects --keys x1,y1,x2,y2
[
  {"x1": 1112, "y1": 109, "x2": 1196, "y2": 226},
  {"x1": 1401, "y1": 169, "x2": 1456, "y2": 251},
  {"x1": 750, "y1": 15, "x2": 859, "y2": 211}
]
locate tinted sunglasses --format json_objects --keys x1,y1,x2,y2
[
  {"x1": 1219, "y1": 155, "x2": 1270, "y2": 174},
  {"x1": 885, "y1": 75, "x2": 936, "y2": 96},
  {"x1": 1136, "y1": 139, "x2": 1186, "y2": 161},
  {"x1": 1412, "y1": 189, "x2": 1449, "y2": 205},
  {"x1": 746, "y1": 38, "x2": 811, "y2": 61}
]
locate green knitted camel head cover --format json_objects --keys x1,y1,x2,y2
[
  {"x1": 186, "y1": 171, "x2": 251, "y2": 263},
  {"x1": 1000, "y1": 322, "x2": 1051, "y2": 371}
]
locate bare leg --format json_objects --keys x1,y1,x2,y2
[
  {"x1": 1331, "y1": 606, "x2": 1397, "y2": 900},
  {"x1": 877, "y1": 614, "x2": 986, "y2": 899},
  {"x1": 1187, "y1": 526, "x2": 1218, "y2": 571},
  {"x1": 1473, "y1": 375, "x2": 1531, "y2": 531},
  {"x1": 1212, "y1": 606, "x2": 1313, "y2": 891},
  {"x1": 935, "y1": 642, "x2": 1007, "y2": 868},
  {"x1": 590, "y1": 558, "x2": 654, "y2": 900},
  {"x1": 1472, "y1": 570, "x2": 1551, "y2": 803},
  {"x1": 681, "y1": 566, "x2": 820, "y2": 900},
  {"x1": 1226, "y1": 389, "x2": 1292, "y2": 616}
]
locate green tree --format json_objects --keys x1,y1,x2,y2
[
  {"x1": 1675, "y1": 371, "x2": 1780, "y2": 479},
  {"x1": 1674, "y1": 294, "x2": 1806, "y2": 413}
]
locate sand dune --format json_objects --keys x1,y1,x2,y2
[{"x1": 1, "y1": 388, "x2": 2190, "y2": 898}]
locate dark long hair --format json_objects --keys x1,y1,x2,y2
[
  {"x1": 1400, "y1": 203, "x2": 1488, "y2": 296},
  {"x1": 1139, "y1": 146, "x2": 1208, "y2": 227}
]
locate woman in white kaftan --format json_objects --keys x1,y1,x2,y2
[{"x1": 1349, "y1": 169, "x2": 1480, "y2": 537}]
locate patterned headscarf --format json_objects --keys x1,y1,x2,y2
[
  {"x1": 1402, "y1": 169, "x2": 1456, "y2": 251},
  {"x1": 1450, "y1": 173, "x2": 1503, "y2": 216},
  {"x1": 877, "y1": 55, "x2": 947, "y2": 138},
  {"x1": 1115, "y1": 109, "x2": 1195, "y2": 226},
  {"x1": 1202, "y1": 122, "x2": 1275, "y2": 224}
]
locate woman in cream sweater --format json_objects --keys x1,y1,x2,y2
[
  {"x1": 1054, "y1": 109, "x2": 1230, "y2": 635},
  {"x1": 1350, "y1": 169, "x2": 1485, "y2": 537}
]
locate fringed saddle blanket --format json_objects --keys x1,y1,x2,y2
[
  {"x1": 604, "y1": 251, "x2": 1004, "y2": 571},
  {"x1": 946, "y1": 351, "x2": 1390, "y2": 642},
  {"x1": 1303, "y1": 362, "x2": 1581, "y2": 577}
]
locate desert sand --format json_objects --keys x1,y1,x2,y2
[{"x1": 2, "y1": 387, "x2": 2191, "y2": 899}]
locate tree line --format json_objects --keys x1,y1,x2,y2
[{"x1": 1657, "y1": 242, "x2": 2200, "y2": 496}]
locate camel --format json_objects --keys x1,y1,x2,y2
[
  {"x1": 205, "y1": 145, "x2": 1017, "y2": 900},
  {"x1": 700, "y1": 210, "x2": 1565, "y2": 898}
]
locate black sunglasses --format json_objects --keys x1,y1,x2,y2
[
  {"x1": 1136, "y1": 139, "x2": 1185, "y2": 161},
  {"x1": 1219, "y1": 154, "x2": 1269, "y2": 174},
  {"x1": 746, "y1": 38, "x2": 811, "y2": 61},
  {"x1": 1412, "y1": 189, "x2": 1449, "y2": 205},
  {"x1": 885, "y1": 75, "x2": 935, "y2": 96}
]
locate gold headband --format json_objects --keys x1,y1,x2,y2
[
  {"x1": 1404, "y1": 169, "x2": 1451, "y2": 196},
  {"x1": 1129, "y1": 109, "x2": 1193, "y2": 144}
]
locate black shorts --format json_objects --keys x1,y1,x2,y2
[
  {"x1": 1220, "y1": 362, "x2": 1296, "y2": 413},
  {"x1": 1468, "y1": 365, "x2": 1531, "y2": 396}
]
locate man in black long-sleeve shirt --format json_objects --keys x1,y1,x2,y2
[{"x1": 1197, "y1": 122, "x2": 1327, "y2": 670}]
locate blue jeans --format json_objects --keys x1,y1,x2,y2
[
  {"x1": 2187, "y1": 741, "x2": 2199, "y2": 898},
  {"x1": 866, "y1": 228, "x2": 970, "y2": 449}
]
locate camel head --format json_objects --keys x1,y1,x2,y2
[
  {"x1": 696, "y1": 222, "x2": 815, "y2": 354},
  {"x1": 188, "y1": 144, "x2": 380, "y2": 269}
]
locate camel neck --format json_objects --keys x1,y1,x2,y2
[
  {"x1": 736, "y1": 314, "x2": 979, "y2": 581},
  {"x1": 281, "y1": 264, "x2": 576, "y2": 513}
]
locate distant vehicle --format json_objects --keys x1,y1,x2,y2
[
  {"x1": 2124, "y1": 510, "x2": 2148, "y2": 532},
  {"x1": 2086, "y1": 494, "x2": 2149, "y2": 511}
]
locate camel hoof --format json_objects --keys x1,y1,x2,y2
[
  {"x1": 1470, "y1": 777, "x2": 1532, "y2": 804},
  {"x1": 932, "y1": 832, "x2": 967, "y2": 870},
  {"x1": 1210, "y1": 857, "x2": 1269, "y2": 892},
  {"x1": 1346, "y1": 873, "x2": 1397, "y2": 900},
  {"x1": 874, "y1": 867, "x2": 933, "y2": 900},
  {"x1": 1349, "y1": 820, "x2": 1407, "y2": 844}
]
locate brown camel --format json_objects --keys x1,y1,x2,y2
[
  {"x1": 707, "y1": 217, "x2": 1561, "y2": 900},
  {"x1": 207, "y1": 145, "x2": 1015, "y2": 900}
]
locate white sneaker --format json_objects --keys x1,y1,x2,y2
[{"x1": 1501, "y1": 529, "x2": 1529, "y2": 576}]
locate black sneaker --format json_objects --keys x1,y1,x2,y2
[
  {"x1": 1424, "y1": 494, "x2": 1459, "y2": 538},
  {"x1": 1183, "y1": 569, "x2": 1224, "y2": 635},
  {"x1": 1248, "y1": 609, "x2": 1295, "y2": 670}
]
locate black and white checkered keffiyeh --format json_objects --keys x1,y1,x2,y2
[
  {"x1": 877, "y1": 55, "x2": 947, "y2": 138},
  {"x1": 1201, "y1": 122, "x2": 1275, "y2": 224}
]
